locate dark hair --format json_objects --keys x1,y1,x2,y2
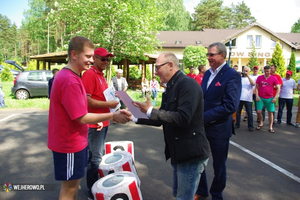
[
  {"x1": 208, "y1": 42, "x2": 227, "y2": 58},
  {"x1": 52, "y1": 68, "x2": 59, "y2": 73},
  {"x1": 198, "y1": 65, "x2": 205, "y2": 71},
  {"x1": 68, "y1": 36, "x2": 94, "y2": 58},
  {"x1": 264, "y1": 65, "x2": 270, "y2": 69}
]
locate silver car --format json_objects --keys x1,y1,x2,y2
[{"x1": 11, "y1": 70, "x2": 53, "y2": 100}]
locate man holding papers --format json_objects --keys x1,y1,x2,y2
[
  {"x1": 81, "y1": 47, "x2": 119, "y2": 200},
  {"x1": 133, "y1": 52, "x2": 210, "y2": 200}
]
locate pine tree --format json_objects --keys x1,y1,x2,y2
[
  {"x1": 288, "y1": 52, "x2": 296, "y2": 79},
  {"x1": 269, "y1": 41, "x2": 286, "y2": 77},
  {"x1": 247, "y1": 41, "x2": 259, "y2": 70}
]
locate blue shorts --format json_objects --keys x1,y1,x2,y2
[{"x1": 52, "y1": 146, "x2": 88, "y2": 181}]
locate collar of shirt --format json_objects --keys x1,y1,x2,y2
[
  {"x1": 207, "y1": 61, "x2": 226, "y2": 88},
  {"x1": 208, "y1": 61, "x2": 226, "y2": 75},
  {"x1": 91, "y1": 66, "x2": 104, "y2": 76}
]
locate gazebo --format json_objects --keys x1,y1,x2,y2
[{"x1": 30, "y1": 52, "x2": 157, "y2": 89}]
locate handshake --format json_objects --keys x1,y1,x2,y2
[{"x1": 112, "y1": 109, "x2": 132, "y2": 124}]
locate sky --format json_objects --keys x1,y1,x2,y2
[{"x1": 0, "y1": 0, "x2": 299, "y2": 33}]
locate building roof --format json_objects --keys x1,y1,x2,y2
[{"x1": 157, "y1": 22, "x2": 300, "y2": 50}]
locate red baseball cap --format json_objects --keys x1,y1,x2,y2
[
  {"x1": 253, "y1": 66, "x2": 259, "y2": 70},
  {"x1": 286, "y1": 70, "x2": 293, "y2": 75},
  {"x1": 94, "y1": 48, "x2": 114, "y2": 57}
]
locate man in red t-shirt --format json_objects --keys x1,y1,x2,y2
[
  {"x1": 187, "y1": 66, "x2": 196, "y2": 79},
  {"x1": 48, "y1": 36, "x2": 132, "y2": 200},
  {"x1": 270, "y1": 65, "x2": 282, "y2": 125},
  {"x1": 195, "y1": 65, "x2": 206, "y2": 86},
  {"x1": 81, "y1": 48, "x2": 119, "y2": 199}
]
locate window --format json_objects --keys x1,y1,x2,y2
[
  {"x1": 255, "y1": 35, "x2": 261, "y2": 48},
  {"x1": 271, "y1": 39, "x2": 283, "y2": 49},
  {"x1": 225, "y1": 38, "x2": 236, "y2": 47},
  {"x1": 45, "y1": 72, "x2": 53, "y2": 81},
  {"x1": 27, "y1": 72, "x2": 43, "y2": 81},
  {"x1": 247, "y1": 35, "x2": 253, "y2": 48}
]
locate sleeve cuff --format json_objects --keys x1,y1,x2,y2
[{"x1": 146, "y1": 106, "x2": 153, "y2": 117}]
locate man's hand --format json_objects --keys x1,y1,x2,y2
[
  {"x1": 132, "y1": 95, "x2": 152, "y2": 113},
  {"x1": 96, "y1": 122, "x2": 103, "y2": 131},
  {"x1": 272, "y1": 96, "x2": 278, "y2": 103},
  {"x1": 112, "y1": 110, "x2": 132, "y2": 124},
  {"x1": 107, "y1": 100, "x2": 119, "y2": 108},
  {"x1": 256, "y1": 96, "x2": 260, "y2": 102}
]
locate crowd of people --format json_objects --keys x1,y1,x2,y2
[{"x1": 46, "y1": 36, "x2": 300, "y2": 200}]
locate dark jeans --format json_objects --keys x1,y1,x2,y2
[
  {"x1": 196, "y1": 138, "x2": 229, "y2": 200},
  {"x1": 277, "y1": 98, "x2": 294, "y2": 123},
  {"x1": 236, "y1": 100, "x2": 254, "y2": 129},
  {"x1": 86, "y1": 127, "x2": 108, "y2": 196}
]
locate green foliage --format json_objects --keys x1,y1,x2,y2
[
  {"x1": 228, "y1": 1, "x2": 256, "y2": 29},
  {"x1": 247, "y1": 41, "x2": 259, "y2": 70},
  {"x1": 291, "y1": 18, "x2": 300, "y2": 33},
  {"x1": 129, "y1": 66, "x2": 141, "y2": 80},
  {"x1": 288, "y1": 52, "x2": 296, "y2": 79},
  {"x1": 146, "y1": 65, "x2": 152, "y2": 81},
  {"x1": 0, "y1": 14, "x2": 19, "y2": 62},
  {"x1": 47, "y1": 0, "x2": 161, "y2": 83},
  {"x1": 183, "y1": 45, "x2": 208, "y2": 68},
  {"x1": 269, "y1": 41, "x2": 286, "y2": 77},
  {"x1": 191, "y1": 0, "x2": 224, "y2": 30},
  {"x1": 0, "y1": 66, "x2": 14, "y2": 82},
  {"x1": 191, "y1": 0, "x2": 256, "y2": 30},
  {"x1": 158, "y1": 0, "x2": 191, "y2": 31}
]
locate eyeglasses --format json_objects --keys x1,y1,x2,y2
[
  {"x1": 155, "y1": 62, "x2": 169, "y2": 71},
  {"x1": 206, "y1": 52, "x2": 222, "y2": 57},
  {"x1": 95, "y1": 55, "x2": 110, "y2": 62},
  {"x1": 253, "y1": 68, "x2": 258, "y2": 70}
]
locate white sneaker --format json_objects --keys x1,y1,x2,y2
[{"x1": 295, "y1": 123, "x2": 300, "y2": 128}]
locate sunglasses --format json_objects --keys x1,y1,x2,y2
[
  {"x1": 206, "y1": 52, "x2": 222, "y2": 57},
  {"x1": 95, "y1": 55, "x2": 110, "y2": 62}
]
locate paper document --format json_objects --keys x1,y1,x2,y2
[
  {"x1": 115, "y1": 91, "x2": 148, "y2": 119},
  {"x1": 103, "y1": 86, "x2": 121, "y2": 113}
]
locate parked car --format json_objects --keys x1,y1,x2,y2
[
  {"x1": 0, "y1": 65, "x2": 21, "y2": 78},
  {"x1": 11, "y1": 70, "x2": 53, "y2": 100}
]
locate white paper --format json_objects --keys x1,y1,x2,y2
[
  {"x1": 115, "y1": 91, "x2": 148, "y2": 119},
  {"x1": 103, "y1": 86, "x2": 121, "y2": 113}
]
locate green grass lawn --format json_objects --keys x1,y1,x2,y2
[
  {"x1": 1, "y1": 81, "x2": 298, "y2": 110},
  {"x1": 0, "y1": 81, "x2": 163, "y2": 110}
]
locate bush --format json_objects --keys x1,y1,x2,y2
[
  {"x1": 129, "y1": 66, "x2": 141, "y2": 79},
  {"x1": 0, "y1": 66, "x2": 14, "y2": 82}
]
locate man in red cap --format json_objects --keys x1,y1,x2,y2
[
  {"x1": 277, "y1": 70, "x2": 296, "y2": 125},
  {"x1": 81, "y1": 47, "x2": 119, "y2": 200}
]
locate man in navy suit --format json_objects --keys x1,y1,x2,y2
[{"x1": 195, "y1": 42, "x2": 241, "y2": 200}]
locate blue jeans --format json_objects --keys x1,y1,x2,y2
[
  {"x1": 86, "y1": 127, "x2": 108, "y2": 196},
  {"x1": 236, "y1": 100, "x2": 254, "y2": 129},
  {"x1": 277, "y1": 98, "x2": 294, "y2": 123},
  {"x1": 172, "y1": 158, "x2": 208, "y2": 200},
  {"x1": 152, "y1": 88, "x2": 158, "y2": 99}
]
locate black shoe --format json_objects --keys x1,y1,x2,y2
[
  {"x1": 277, "y1": 121, "x2": 281, "y2": 125},
  {"x1": 248, "y1": 127, "x2": 254, "y2": 131},
  {"x1": 287, "y1": 122, "x2": 294, "y2": 126},
  {"x1": 234, "y1": 125, "x2": 240, "y2": 129}
]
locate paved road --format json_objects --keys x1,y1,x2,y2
[{"x1": 0, "y1": 108, "x2": 300, "y2": 200}]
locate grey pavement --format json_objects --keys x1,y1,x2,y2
[{"x1": 0, "y1": 108, "x2": 300, "y2": 200}]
